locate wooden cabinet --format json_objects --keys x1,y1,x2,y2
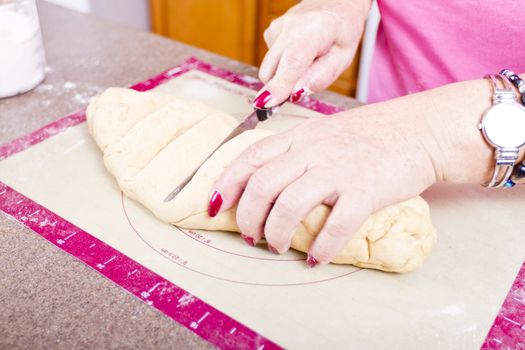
[
  {"x1": 150, "y1": 0, "x2": 257, "y2": 63},
  {"x1": 150, "y1": 0, "x2": 360, "y2": 96}
]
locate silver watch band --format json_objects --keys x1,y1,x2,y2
[
  {"x1": 486, "y1": 149, "x2": 517, "y2": 187},
  {"x1": 482, "y1": 74, "x2": 525, "y2": 188}
]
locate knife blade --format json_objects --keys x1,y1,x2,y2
[{"x1": 163, "y1": 105, "x2": 279, "y2": 202}]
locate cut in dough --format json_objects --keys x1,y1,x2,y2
[{"x1": 87, "y1": 88, "x2": 437, "y2": 273}]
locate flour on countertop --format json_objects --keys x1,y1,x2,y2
[
  {"x1": 63, "y1": 82, "x2": 77, "y2": 90},
  {"x1": 35, "y1": 80, "x2": 103, "y2": 108}
]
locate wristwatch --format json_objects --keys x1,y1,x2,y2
[{"x1": 479, "y1": 74, "x2": 525, "y2": 188}]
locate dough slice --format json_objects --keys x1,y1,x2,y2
[
  {"x1": 122, "y1": 112, "x2": 238, "y2": 206},
  {"x1": 86, "y1": 87, "x2": 176, "y2": 151},
  {"x1": 103, "y1": 99, "x2": 219, "y2": 180},
  {"x1": 169, "y1": 129, "x2": 274, "y2": 230}
]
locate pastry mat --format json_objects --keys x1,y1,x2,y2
[{"x1": 0, "y1": 57, "x2": 524, "y2": 349}]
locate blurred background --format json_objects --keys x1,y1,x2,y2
[{"x1": 43, "y1": 0, "x2": 379, "y2": 100}]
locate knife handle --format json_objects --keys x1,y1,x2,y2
[{"x1": 255, "y1": 98, "x2": 288, "y2": 121}]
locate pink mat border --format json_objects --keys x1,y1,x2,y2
[{"x1": 0, "y1": 57, "x2": 523, "y2": 349}]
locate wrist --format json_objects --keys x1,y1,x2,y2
[{"x1": 418, "y1": 79, "x2": 494, "y2": 184}]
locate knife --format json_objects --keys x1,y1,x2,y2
[{"x1": 163, "y1": 101, "x2": 286, "y2": 202}]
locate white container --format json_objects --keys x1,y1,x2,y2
[{"x1": 0, "y1": 0, "x2": 46, "y2": 98}]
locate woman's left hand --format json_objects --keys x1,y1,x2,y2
[{"x1": 208, "y1": 103, "x2": 441, "y2": 266}]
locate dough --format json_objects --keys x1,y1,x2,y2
[{"x1": 87, "y1": 88, "x2": 437, "y2": 273}]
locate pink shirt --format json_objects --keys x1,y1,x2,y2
[{"x1": 368, "y1": 1, "x2": 525, "y2": 103}]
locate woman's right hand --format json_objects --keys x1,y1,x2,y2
[{"x1": 255, "y1": 0, "x2": 371, "y2": 108}]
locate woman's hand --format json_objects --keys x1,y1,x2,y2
[
  {"x1": 254, "y1": 0, "x2": 371, "y2": 108},
  {"x1": 209, "y1": 79, "x2": 495, "y2": 267},
  {"x1": 209, "y1": 105, "x2": 438, "y2": 267}
]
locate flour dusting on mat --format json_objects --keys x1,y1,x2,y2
[{"x1": 177, "y1": 293, "x2": 196, "y2": 308}]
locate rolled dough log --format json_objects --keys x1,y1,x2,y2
[{"x1": 87, "y1": 88, "x2": 437, "y2": 273}]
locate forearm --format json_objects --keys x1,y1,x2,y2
[{"x1": 341, "y1": 78, "x2": 501, "y2": 185}]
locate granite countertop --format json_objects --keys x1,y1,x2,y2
[{"x1": 0, "y1": 2, "x2": 357, "y2": 349}]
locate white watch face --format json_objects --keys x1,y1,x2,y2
[{"x1": 481, "y1": 103, "x2": 525, "y2": 148}]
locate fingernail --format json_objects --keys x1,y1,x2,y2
[
  {"x1": 290, "y1": 88, "x2": 305, "y2": 103},
  {"x1": 241, "y1": 234, "x2": 256, "y2": 246},
  {"x1": 208, "y1": 191, "x2": 223, "y2": 217},
  {"x1": 264, "y1": 97, "x2": 280, "y2": 108},
  {"x1": 306, "y1": 254, "x2": 319, "y2": 268},
  {"x1": 253, "y1": 90, "x2": 272, "y2": 108},
  {"x1": 267, "y1": 244, "x2": 279, "y2": 254}
]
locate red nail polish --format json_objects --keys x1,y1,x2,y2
[
  {"x1": 241, "y1": 234, "x2": 256, "y2": 246},
  {"x1": 306, "y1": 254, "x2": 319, "y2": 268},
  {"x1": 290, "y1": 88, "x2": 305, "y2": 103},
  {"x1": 208, "y1": 191, "x2": 223, "y2": 217},
  {"x1": 267, "y1": 244, "x2": 279, "y2": 254},
  {"x1": 253, "y1": 90, "x2": 272, "y2": 108}
]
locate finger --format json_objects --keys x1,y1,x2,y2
[
  {"x1": 258, "y1": 38, "x2": 286, "y2": 84},
  {"x1": 307, "y1": 192, "x2": 374, "y2": 267},
  {"x1": 258, "y1": 19, "x2": 285, "y2": 83},
  {"x1": 236, "y1": 150, "x2": 308, "y2": 244},
  {"x1": 260, "y1": 43, "x2": 321, "y2": 107},
  {"x1": 292, "y1": 46, "x2": 353, "y2": 97},
  {"x1": 210, "y1": 132, "x2": 292, "y2": 216},
  {"x1": 263, "y1": 17, "x2": 283, "y2": 49},
  {"x1": 264, "y1": 169, "x2": 335, "y2": 253}
]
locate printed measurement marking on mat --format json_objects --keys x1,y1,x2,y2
[
  {"x1": 56, "y1": 231, "x2": 78, "y2": 245},
  {"x1": 123, "y1": 193, "x2": 362, "y2": 287},
  {"x1": 190, "y1": 312, "x2": 210, "y2": 330},
  {"x1": 96, "y1": 256, "x2": 116, "y2": 269},
  {"x1": 141, "y1": 282, "x2": 162, "y2": 298}
]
